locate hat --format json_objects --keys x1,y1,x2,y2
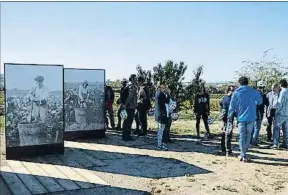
[{"x1": 34, "y1": 76, "x2": 44, "y2": 82}]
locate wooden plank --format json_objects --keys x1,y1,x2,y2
[
  {"x1": 67, "y1": 142, "x2": 107, "y2": 167},
  {"x1": 0, "y1": 165, "x2": 32, "y2": 195},
  {"x1": 72, "y1": 167, "x2": 108, "y2": 186},
  {"x1": 7, "y1": 160, "x2": 48, "y2": 194},
  {"x1": 21, "y1": 161, "x2": 65, "y2": 193},
  {"x1": 77, "y1": 143, "x2": 114, "y2": 160},
  {"x1": 43, "y1": 155, "x2": 95, "y2": 189},
  {"x1": 33, "y1": 157, "x2": 80, "y2": 191}
]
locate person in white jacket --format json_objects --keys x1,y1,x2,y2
[{"x1": 28, "y1": 76, "x2": 49, "y2": 122}]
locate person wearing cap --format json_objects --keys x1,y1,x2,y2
[
  {"x1": 228, "y1": 77, "x2": 262, "y2": 162},
  {"x1": 271, "y1": 79, "x2": 288, "y2": 149},
  {"x1": 105, "y1": 83, "x2": 115, "y2": 129},
  {"x1": 116, "y1": 78, "x2": 128, "y2": 130},
  {"x1": 121, "y1": 74, "x2": 138, "y2": 141},
  {"x1": 251, "y1": 81, "x2": 269, "y2": 146},
  {"x1": 265, "y1": 83, "x2": 280, "y2": 142},
  {"x1": 28, "y1": 75, "x2": 49, "y2": 122},
  {"x1": 78, "y1": 80, "x2": 90, "y2": 109}
]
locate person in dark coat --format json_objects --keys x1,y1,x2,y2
[
  {"x1": 116, "y1": 78, "x2": 128, "y2": 131},
  {"x1": 134, "y1": 76, "x2": 151, "y2": 136},
  {"x1": 220, "y1": 85, "x2": 235, "y2": 156},
  {"x1": 194, "y1": 85, "x2": 212, "y2": 139},
  {"x1": 121, "y1": 74, "x2": 138, "y2": 141}
]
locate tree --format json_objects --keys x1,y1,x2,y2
[
  {"x1": 236, "y1": 49, "x2": 288, "y2": 89},
  {"x1": 135, "y1": 65, "x2": 155, "y2": 98},
  {"x1": 152, "y1": 60, "x2": 187, "y2": 102},
  {"x1": 184, "y1": 65, "x2": 205, "y2": 109}
]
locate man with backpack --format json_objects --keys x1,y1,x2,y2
[{"x1": 135, "y1": 76, "x2": 151, "y2": 136}]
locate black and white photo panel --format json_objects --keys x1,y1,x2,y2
[
  {"x1": 4, "y1": 63, "x2": 64, "y2": 148},
  {"x1": 64, "y1": 68, "x2": 105, "y2": 132}
]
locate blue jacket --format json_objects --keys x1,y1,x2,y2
[{"x1": 228, "y1": 85, "x2": 263, "y2": 123}]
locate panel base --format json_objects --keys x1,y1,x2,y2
[
  {"x1": 64, "y1": 129, "x2": 106, "y2": 141},
  {"x1": 6, "y1": 143, "x2": 64, "y2": 160}
]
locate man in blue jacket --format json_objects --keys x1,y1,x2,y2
[{"x1": 228, "y1": 77, "x2": 263, "y2": 162}]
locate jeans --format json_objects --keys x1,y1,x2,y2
[
  {"x1": 122, "y1": 109, "x2": 135, "y2": 139},
  {"x1": 273, "y1": 115, "x2": 288, "y2": 147},
  {"x1": 221, "y1": 121, "x2": 233, "y2": 153},
  {"x1": 251, "y1": 119, "x2": 262, "y2": 145},
  {"x1": 117, "y1": 106, "x2": 122, "y2": 129},
  {"x1": 238, "y1": 121, "x2": 254, "y2": 158},
  {"x1": 157, "y1": 123, "x2": 166, "y2": 147}
]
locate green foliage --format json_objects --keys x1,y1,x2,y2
[
  {"x1": 182, "y1": 65, "x2": 205, "y2": 109},
  {"x1": 152, "y1": 60, "x2": 188, "y2": 101},
  {"x1": 236, "y1": 49, "x2": 288, "y2": 89}
]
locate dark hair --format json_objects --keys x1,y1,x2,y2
[
  {"x1": 137, "y1": 76, "x2": 145, "y2": 83},
  {"x1": 280, "y1": 79, "x2": 288, "y2": 88},
  {"x1": 198, "y1": 85, "x2": 206, "y2": 94},
  {"x1": 238, "y1": 77, "x2": 249, "y2": 86},
  {"x1": 227, "y1": 85, "x2": 234, "y2": 93},
  {"x1": 129, "y1": 74, "x2": 136, "y2": 82}
]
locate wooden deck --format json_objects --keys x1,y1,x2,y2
[{"x1": 0, "y1": 133, "x2": 155, "y2": 195}]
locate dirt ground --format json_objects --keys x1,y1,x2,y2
[{"x1": 1, "y1": 119, "x2": 288, "y2": 195}]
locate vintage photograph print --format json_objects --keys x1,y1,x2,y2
[
  {"x1": 4, "y1": 63, "x2": 64, "y2": 147},
  {"x1": 64, "y1": 69, "x2": 105, "y2": 131}
]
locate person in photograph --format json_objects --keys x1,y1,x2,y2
[
  {"x1": 122, "y1": 74, "x2": 138, "y2": 141},
  {"x1": 105, "y1": 84, "x2": 115, "y2": 129},
  {"x1": 116, "y1": 78, "x2": 128, "y2": 131},
  {"x1": 27, "y1": 75, "x2": 49, "y2": 123},
  {"x1": 228, "y1": 77, "x2": 262, "y2": 162},
  {"x1": 194, "y1": 85, "x2": 212, "y2": 139},
  {"x1": 265, "y1": 83, "x2": 280, "y2": 142},
  {"x1": 156, "y1": 83, "x2": 170, "y2": 150},
  {"x1": 271, "y1": 79, "x2": 288, "y2": 149},
  {"x1": 251, "y1": 81, "x2": 269, "y2": 146},
  {"x1": 163, "y1": 87, "x2": 173, "y2": 143},
  {"x1": 78, "y1": 80, "x2": 90, "y2": 108},
  {"x1": 135, "y1": 76, "x2": 151, "y2": 136},
  {"x1": 220, "y1": 85, "x2": 235, "y2": 156}
]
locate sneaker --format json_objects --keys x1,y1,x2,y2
[
  {"x1": 271, "y1": 145, "x2": 279, "y2": 150},
  {"x1": 243, "y1": 156, "x2": 251, "y2": 162},
  {"x1": 238, "y1": 155, "x2": 243, "y2": 161},
  {"x1": 207, "y1": 134, "x2": 214, "y2": 139},
  {"x1": 157, "y1": 145, "x2": 168, "y2": 151},
  {"x1": 226, "y1": 152, "x2": 233, "y2": 157}
]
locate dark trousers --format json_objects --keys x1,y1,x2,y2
[
  {"x1": 163, "y1": 116, "x2": 172, "y2": 142},
  {"x1": 266, "y1": 109, "x2": 276, "y2": 140},
  {"x1": 196, "y1": 114, "x2": 210, "y2": 137},
  {"x1": 122, "y1": 108, "x2": 135, "y2": 139},
  {"x1": 221, "y1": 122, "x2": 233, "y2": 153},
  {"x1": 135, "y1": 107, "x2": 148, "y2": 135}
]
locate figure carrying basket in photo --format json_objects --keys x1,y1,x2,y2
[{"x1": 75, "y1": 80, "x2": 90, "y2": 124}]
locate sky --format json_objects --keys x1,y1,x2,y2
[
  {"x1": 1, "y1": 2, "x2": 288, "y2": 82},
  {"x1": 5, "y1": 64, "x2": 63, "y2": 91},
  {"x1": 65, "y1": 69, "x2": 105, "y2": 83}
]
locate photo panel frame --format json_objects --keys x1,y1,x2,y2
[
  {"x1": 64, "y1": 68, "x2": 106, "y2": 140},
  {"x1": 4, "y1": 63, "x2": 64, "y2": 159}
]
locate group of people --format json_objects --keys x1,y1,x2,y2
[
  {"x1": 219, "y1": 77, "x2": 288, "y2": 162},
  {"x1": 105, "y1": 74, "x2": 177, "y2": 150},
  {"x1": 105, "y1": 74, "x2": 288, "y2": 156}
]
